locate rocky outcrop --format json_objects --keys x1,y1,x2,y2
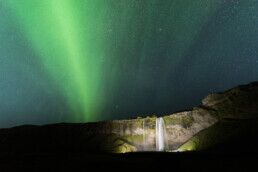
[
  {"x1": 202, "y1": 81, "x2": 258, "y2": 119},
  {"x1": 0, "y1": 82, "x2": 257, "y2": 153},
  {"x1": 110, "y1": 81, "x2": 258, "y2": 152},
  {"x1": 110, "y1": 82, "x2": 258, "y2": 153},
  {"x1": 163, "y1": 108, "x2": 218, "y2": 150},
  {"x1": 177, "y1": 81, "x2": 258, "y2": 152}
]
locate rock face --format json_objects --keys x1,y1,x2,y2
[
  {"x1": 178, "y1": 81, "x2": 258, "y2": 152},
  {"x1": 108, "y1": 81, "x2": 258, "y2": 153},
  {"x1": 163, "y1": 108, "x2": 218, "y2": 150},
  {"x1": 202, "y1": 81, "x2": 258, "y2": 119},
  {"x1": 0, "y1": 82, "x2": 258, "y2": 154}
]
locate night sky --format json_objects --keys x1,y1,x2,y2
[{"x1": 0, "y1": 0, "x2": 257, "y2": 127}]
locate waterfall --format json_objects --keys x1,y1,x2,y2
[
  {"x1": 156, "y1": 117, "x2": 168, "y2": 151},
  {"x1": 142, "y1": 119, "x2": 146, "y2": 151}
]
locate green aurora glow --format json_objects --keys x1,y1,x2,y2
[
  {"x1": 7, "y1": 0, "x2": 109, "y2": 121},
  {"x1": 0, "y1": 0, "x2": 257, "y2": 126},
  {"x1": 5, "y1": 0, "x2": 220, "y2": 122}
]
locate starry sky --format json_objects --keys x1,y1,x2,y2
[{"x1": 0, "y1": 0, "x2": 257, "y2": 127}]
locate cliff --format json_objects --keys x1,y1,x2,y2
[{"x1": 0, "y1": 82, "x2": 258, "y2": 154}]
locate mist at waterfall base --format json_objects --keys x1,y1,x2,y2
[{"x1": 0, "y1": 0, "x2": 258, "y2": 128}]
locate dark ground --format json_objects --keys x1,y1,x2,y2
[
  {"x1": 0, "y1": 123, "x2": 258, "y2": 171},
  {"x1": 0, "y1": 152, "x2": 258, "y2": 171}
]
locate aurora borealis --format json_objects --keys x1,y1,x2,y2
[{"x1": 0, "y1": 0, "x2": 257, "y2": 127}]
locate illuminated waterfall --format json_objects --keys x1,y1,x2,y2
[
  {"x1": 156, "y1": 117, "x2": 168, "y2": 151},
  {"x1": 142, "y1": 119, "x2": 146, "y2": 151}
]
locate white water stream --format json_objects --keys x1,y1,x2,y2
[{"x1": 156, "y1": 117, "x2": 168, "y2": 151}]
